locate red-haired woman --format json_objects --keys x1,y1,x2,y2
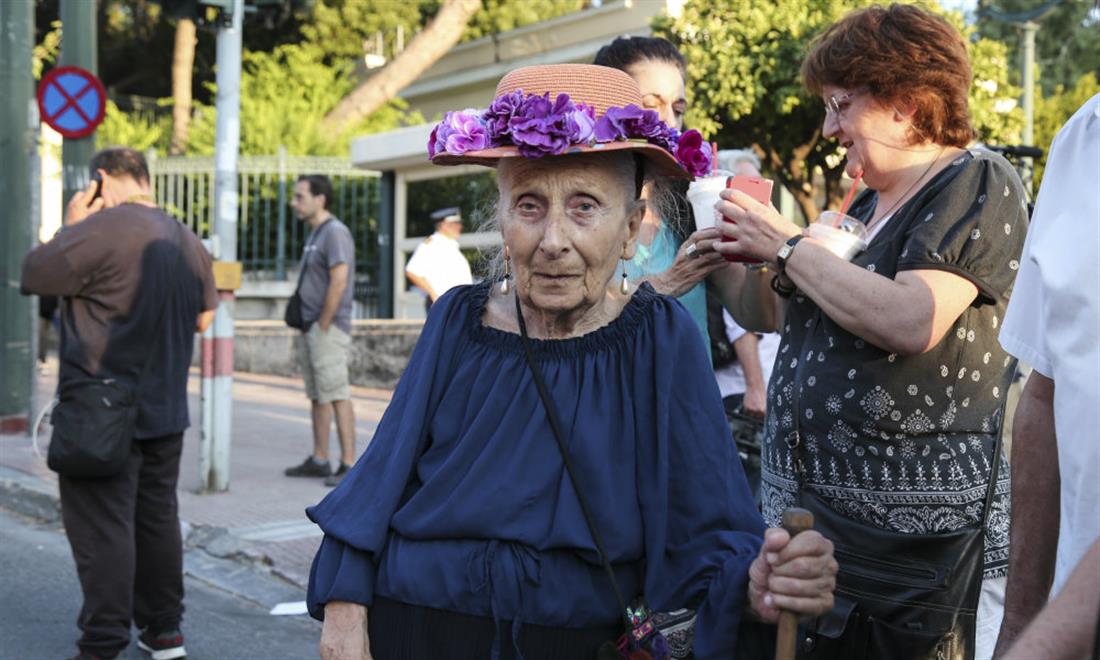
[{"x1": 714, "y1": 5, "x2": 1028, "y2": 659}]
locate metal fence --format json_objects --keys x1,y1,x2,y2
[{"x1": 148, "y1": 148, "x2": 383, "y2": 316}]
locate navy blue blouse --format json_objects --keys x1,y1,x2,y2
[{"x1": 306, "y1": 281, "x2": 765, "y2": 657}]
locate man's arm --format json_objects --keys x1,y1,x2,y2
[
  {"x1": 197, "y1": 310, "x2": 215, "y2": 333},
  {"x1": 1001, "y1": 537, "x2": 1100, "y2": 660},
  {"x1": 732, "y1": 332, "x2": 767, "y2": 418},
  {"x1": 994, "y1": 372, "x2": 1060, "y2": 656},
  {"x1": 317, "y1": 263, "x2": 349, "y2": 331},
  {"x1": 405, "y1": 271, "x2": 436, "y2": 302}
]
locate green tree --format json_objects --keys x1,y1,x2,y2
[
  {"x1": 654, "y1": 0, "x2": 1023, "y2": 222},
  {"x1": 1032, "y1": 72, "x2": 1100, "y2": 183},
  {"x1": 97, "y1": 100, "x2": 172, "y2": 152},
  {"x1": 463, "y1": 0, "x2": 586, "y2": 39},
  {"x1": 301, "y1": 0, "x2": 586, "y2": 63},
  {"x1": 977, "y1": 0, "x2": 1100, "y2": 96},
  {"x1": 185, "y1": 43, "x2": 424, "y2": 156}
]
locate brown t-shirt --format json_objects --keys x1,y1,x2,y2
[{"x1": 22, "y1": 203, "x2": 217, "y2": 438}]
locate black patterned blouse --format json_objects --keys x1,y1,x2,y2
[{"x1": 760, "y1": 150, "x2": 1028, "y2": 578}]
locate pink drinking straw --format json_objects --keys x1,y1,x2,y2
[
  {"x1": 711, "y1": 142, "x2": 718, "y2": 175},
  {"x1": 838, "y1": 173, "x2": 863, "y2": 216}
]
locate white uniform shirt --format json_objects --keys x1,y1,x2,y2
[
  {"x1": 405, "y1": 232, "x2": 473, "y2": 299},
  {"x1": 999, "y1": 94, "x2": 1100, "y2": 597},
  {"x1": 714, "y1": 310, "x2": 781, "y2": 398}
]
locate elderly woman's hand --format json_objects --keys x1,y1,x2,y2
[
  {"x1": 747, "y1": 528, "x2": 837, "y2": 623},
  {"x1": 320, "y1": 601, "x2": 372, "y2": 660},
  {"x1": 714, "y1": 190, "x2": 802, "y2": 265},
  {"x1": 650, "y1": 228, "x2": 728, "y2": 298}
]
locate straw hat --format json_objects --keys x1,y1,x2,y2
[{"x1": 429, "y1": 64, "x2": 700, "y2": 179}]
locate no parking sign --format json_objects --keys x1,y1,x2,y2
[{"x1": 37, "y1": 66, "x2": 107, "y2": 139}]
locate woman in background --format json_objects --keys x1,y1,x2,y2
[{"x1": 594, "y1": 37, "x2": 730, "y2": 346}]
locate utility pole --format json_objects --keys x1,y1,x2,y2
[
  {"x1": 200, "y1": 0, "x2": 243, "y2": 492},
  {"x1": 1020, "y1": 21, "x2": 1037, "y2": 147},
  {"x1": 0, "y1": 0, "x2": 35, "y2": 434},
  {"x1": 59, "y1": 0, "x2": 97, "y2": 207}
]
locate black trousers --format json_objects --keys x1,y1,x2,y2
[
  {"x1": 368, "y1": 596, "x2": 620, "y2": 660},
  {"x1": 59, "y1": 433, "x2": 185, "y2": 656}
]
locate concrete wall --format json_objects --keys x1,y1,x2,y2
[
  {"x1": 210, "y1": 319, "x2": 424, "y2": 389},
  {"x1": 235, "y1": 280, "x2": 296, "y2": 321}
]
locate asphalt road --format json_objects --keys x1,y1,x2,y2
[{"x1": 0, "y1": 509, "x2": 321, "y2": 660}]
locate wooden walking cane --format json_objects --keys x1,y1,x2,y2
[{"x1": 774, "y1": 508, "x2": 815, "y2": 660}]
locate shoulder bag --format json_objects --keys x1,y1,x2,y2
[
  {"x1": 284, "y1": 219, "x2": 332, "y2": 331},
  {"x1": 789, "y1": 310, "x2": 1004, "y2": 660},
  {"x1": 48, "y1": 220, "x2": 187, "y2": 479}
]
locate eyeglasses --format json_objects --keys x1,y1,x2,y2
[{"x1": 825, "y1": 91, "x2": 859, "y2": 117}]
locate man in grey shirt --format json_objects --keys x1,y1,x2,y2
[{"x1": 285, "y1": 174, "x2": 357, "y2": 486}]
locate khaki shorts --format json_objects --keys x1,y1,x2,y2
[{"x1": 298, "y1": 324, "x2": 351, "y2": 403}]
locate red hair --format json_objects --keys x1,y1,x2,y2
[{"x1": 802, "y1": 4, "x2": 975, "y2": 147}]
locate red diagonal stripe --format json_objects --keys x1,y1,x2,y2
[{"x1": 47, "y1": 79, "x2": 95, "y2": 125}]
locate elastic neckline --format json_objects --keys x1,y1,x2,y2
[{"x1": 466, "y1": 280, "x2": 659, "y2": 360}]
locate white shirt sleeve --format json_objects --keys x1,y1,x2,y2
[
  {"x1": 999, "y1": 241, "x2": 1052, "y2": 377},
  {"x1": 405, "y1": 240, "x2": 431, "y2": 279},
  {"x1": 722, "y1": 309, "x2": 749, "y2": 344}
]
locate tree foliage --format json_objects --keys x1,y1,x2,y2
[
  {"x1": 191, "y1": 43, "x2": 424, "y2": 156},
  {"x1": 654, "y1": 0, "x2": 1024, "y2": 221},
  {"x1": 463, "y1": 0, "x2": 586, "y2": 39},
  {"x1": 1032, "y1": 72, "x2": 1100, "y2": 183},
  {"x1": 97, "y1": 100, "x2": 172, "y2": 152},
  {"x1": 321, "y1": 0, "x2": 483, "y2": 133},
  {"x1": 38, "y1": 0, "x2": 585, "y2": 157},
  {"x1": 976, "y1": 0, "x2": 1100, "y2": 96}
]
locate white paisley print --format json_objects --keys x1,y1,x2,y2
[{"x1": 761, "y1": 151, "x2": 1027, "y2": 579}]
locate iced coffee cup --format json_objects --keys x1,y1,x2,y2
[
  {"x1": 808, "y1": 210, "x2": 868, "y2": 262},
  {"x1": 687, "y1": 170, "x2": 734, "y2": 232}
]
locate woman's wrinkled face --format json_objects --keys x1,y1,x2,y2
[
  {"x1": 821, "y1": 85, "x2": 915, "y2": 186},
  {"x1": 627, "y1": 59, "x2": 687, "y2": 131},
  {"x1": 498, "y1": 153, "x2": 643, "y2": 316}
]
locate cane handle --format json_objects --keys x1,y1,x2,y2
[{"x1": 774, "y1": 507, "x2": 814, "y2": 660}]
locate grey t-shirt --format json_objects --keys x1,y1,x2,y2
[{"x1": 298, "y1": 217, "x2": 355, "y2": 334}]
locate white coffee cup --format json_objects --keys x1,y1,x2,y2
[
  {"x1": 808, "y1": 210, "x2": 868, "y2": 261},
  {"x1": 687, "y1": 170, "x2": 735, "y2": 232}
]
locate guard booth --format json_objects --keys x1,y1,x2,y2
[{"x1": 351, "y1": 126, "x2": 498, "y2": 319}]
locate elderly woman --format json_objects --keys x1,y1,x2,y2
[
  {"x1": 714, "y1": 5, "x2": 1027, "y2": 660},
  {"x1": 307, "y1": 64, "x2": 836, "y2": 660}
]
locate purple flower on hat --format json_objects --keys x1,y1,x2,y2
[
  {"x1": 593, "y1": 104, "x2": 665, "y2": 143},
  {"x1": 674, "y1": 129, "x2": 712, "y2": 177},
  {"x1": 649, "y1": 125, "x2": 680, "y2": 153},
  {"x1": 484, "y1": 89, "x2": 525, "y2": 145},
  {"x1": 427, "y1": 124, "x2": 440, "y2": 158},
  {"x1": 626, "y1": 108, "x2": 665, "y2": 140},
  {"x1": 567, "y1": 103, "x2": 597, "y2": 144},
  {"x1": 593, "y1": 104, "x2": 642, "y2": 142},
  {"x1": 433, "y1": 109, "x2": 490, "y2": 155},
  {"x1": 510, "y1": 93, "x2": 580, "y2": 157}
]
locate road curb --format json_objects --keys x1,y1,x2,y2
[
  {"x1": 0, "y1": 474, "x2": 61, "y2": 524},
  {"x1": 0, "y1": 465, "x2": 310, "y2": 613}
]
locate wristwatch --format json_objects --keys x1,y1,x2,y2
[{"x1": 776, "y1": 235, "x2": 804, "y2": 271}]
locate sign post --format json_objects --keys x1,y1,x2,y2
[
  {"x1": 200, "y1": 0, "x2": 243, "y2": 493},
  {"x1": 58, "y1": 0, "x2": 97, "y2": 213},
  {"x1": 0, "y1": 0, "x2": 35, "y2": 434}
]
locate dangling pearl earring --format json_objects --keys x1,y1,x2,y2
[
  {"x1": 500, "y1": 247, "x2": 512, "y2": 295},
  {"x1": 619, "y1": 258, "x2": 629, "y2": 294}
]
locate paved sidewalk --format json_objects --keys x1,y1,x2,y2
[{"x1": 0, "y1": 358, "x2": 393, "y2": 589}]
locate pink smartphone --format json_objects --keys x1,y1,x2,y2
[{"x1": 721, "y1": 175, "x2": 774, "y2": 263}]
